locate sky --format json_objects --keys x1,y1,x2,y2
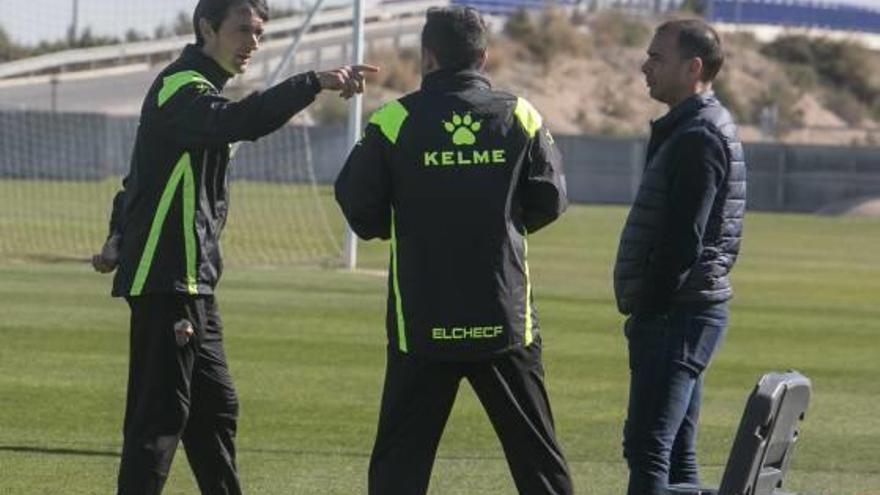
[
  {"x1": 0, "y1": 0, "x2": 308, "y2": 46},
  {"x1": 2, "y1": 0, "x2": 880, "y2": 46},
  {"x1": 2, "y1": 0, "x2": 192, "y2": 45}
]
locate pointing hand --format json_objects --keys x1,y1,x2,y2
[{"x1": 316, "y1": 64, "x2": 380, "y2": 99}]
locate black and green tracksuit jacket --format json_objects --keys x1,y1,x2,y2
[
  {"x1": 335, "y1": 68, "x2": 567, "y2": 361},
  {"x1": 109, "y1": 44, "x2": 321, "y2": 297}
]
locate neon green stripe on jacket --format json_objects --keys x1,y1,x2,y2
[
  {"x1": 369, "y1": 100, "x2": 409, "y2": 144},
  {"x1": 514, "y1": 97, "x2": 542, "y2": 138},
  {"x1": 158, "y1": 70, "x2": 216, "y2": 108},
  {"x1": 390, "y1": 209, "x2": 407, "y2": 352},
  {"x1": 130, "y1": 153, "x2": 198, "y2": 296}
]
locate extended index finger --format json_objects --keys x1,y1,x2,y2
[{"x1": 351, "y1": 64, "x2": 380, "y2": 74}]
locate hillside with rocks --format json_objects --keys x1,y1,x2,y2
[{"x1": 311, "y1": 9, "x2": 880, "y2": 146}]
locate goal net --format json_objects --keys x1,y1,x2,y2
[{"x1": 0, "y1": 0, "x2": 371, "y2": 266}]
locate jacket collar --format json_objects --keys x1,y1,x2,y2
[
  {"x1": 651, "y1": 90, "x2": 717, "y2": 135},
  {"x1": 421, "y1": 68, "x2": 491, "y2": 92},
  {"x1": 180, "y1": 44, "x2": 233, "y2": 91}
]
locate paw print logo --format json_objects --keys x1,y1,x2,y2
[{"x1": 443, "y1": 112, "x2": 482, "y2": 146}]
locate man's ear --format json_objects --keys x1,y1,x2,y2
[
  {"x1": 199, "y1": 18, "x2": 215, "y2": 45},
  {"x1": 476, "y1": 50, "x2": 488, "y2": 71},
  {"x1": 689, "y1": 57, "x2": 705, "y2": 83},
  {"x1": 422, "y1": 47, "x2": 438, "y2": 73}
]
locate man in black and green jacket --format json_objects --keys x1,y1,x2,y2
[
  {"x1": 92, "y1": 1, "x2": 375, "y2": 493},
  {"x1": 335, "y1": 7, "x2": 573, "y2": 494}
]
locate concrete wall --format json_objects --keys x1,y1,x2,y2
[{"x1": 2, "y1": 110, "x2": 880, "y2": 213}]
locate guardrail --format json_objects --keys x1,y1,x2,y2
[
  {"x1": 0, "y1": 15, "x2": 429, "y2": 114},
  {"x1": 236, "y1": 15, "x2": 427, "y2": 85},
  {"x1": 0, "y1": 0, "x2": 444, "y2": 80}
]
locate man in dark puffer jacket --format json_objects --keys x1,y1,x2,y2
[{"x1": 613, "y1": 18, "x2": 746, "y2": 495}]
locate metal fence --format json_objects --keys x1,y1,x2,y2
[
  {"x1": 555, "y1": 134, "x2": 880, "y2": 212},
  {"x1": 2, "y1": 110, "x2": 880, "y2": 213}
]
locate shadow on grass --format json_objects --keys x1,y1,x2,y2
[
  {"x1": 0, "y1": 444, "x2": 367, "y2": 461},
  {"x1": 0, "y1": 444, "x2": 119, "y2": 458},
  {"x1": 11, "y1": 444, "x2": 835, "y2": 474},
  {"x1": 0, "y1": 444, "x2": 493, "y2": 462}
]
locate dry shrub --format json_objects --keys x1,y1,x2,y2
[
  {"x1": 485, "y1": 37, "x2": 520, "y2": 74},
  {"x1": 825, "y1": 91, "x2": 866, "y2": 126},
  {"x1": 310, "y1": 96, "x2": 349, "y2": 125},
  {"x1": 367, "y1": 46, "x2": 421, "y2": 93},
  {"x1": 763, "y1": 36, "x2": 880, "y2": 109},
  {"x1": 589, "y1": 10, "x2": 651, "y2": 50},
  {"x1": 504, "y1": 9, "x2": 592, "y2": 67},
  {"x1": 751, "y1": 82, "x2": 804, "y2": 130},
  {"x1": 713, "y1": 74, "x2": 747, "y2": 122},
  {"x1": 598, "y1": 86, "x2": 633, "y2": 119}
]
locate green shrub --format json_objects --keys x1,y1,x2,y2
[
  {"x1": 763, "y1": 36, "x2": 880, "y2": 107},
  {"x1": 0, "y1": 25, "x2": 28, "y2": 63},
  {"x1": 867, "y1": 98, "x2": 880, "y2": 123},
  {"x1": 761, "y1": 35, "x2": 816, "y2": 65},
  {"x1": 679, "y1": 0, "x2": 708, "y2": 15},
  {"x1": 504, "y1": 10, "x2": 534, "y2": 43},
  {"x1": 783, "y1": 63, "x2": 819, "y2": 90}
]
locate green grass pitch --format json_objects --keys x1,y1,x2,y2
[{"x1": 1, "y1": 201, "x2": 878, "y2": 494}]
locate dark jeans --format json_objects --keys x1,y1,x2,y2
[
  {"x1": 622, "y1": 302, "x2": 728, "y2": 495},
  {"x1": 368, "y1": 337, "x2": 574, "y2": 495},
  {"x1": 117, "y1": 294, "x2": 241, "y2": 495}
]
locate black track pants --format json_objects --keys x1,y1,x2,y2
[
  {"x1": 116, "y1": 294, "x2": 240, "y2": 495},
  {"x1": 368, "y1": 338, "x2": 574, "y2": 495}
]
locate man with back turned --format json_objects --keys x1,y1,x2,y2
[{"x1": 336, "y1": 6, "x2": 574, "y2": 494}]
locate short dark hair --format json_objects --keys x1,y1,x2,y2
[
  {"x1": 657, "y1": 19, "x2": 724, "y2": 82},
  {"x1": 421, "y1": 6, "x2": 488, "y2": 71},
  {"x1": 193, "y1": 0, "x2": 269, "y2": 47}
]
